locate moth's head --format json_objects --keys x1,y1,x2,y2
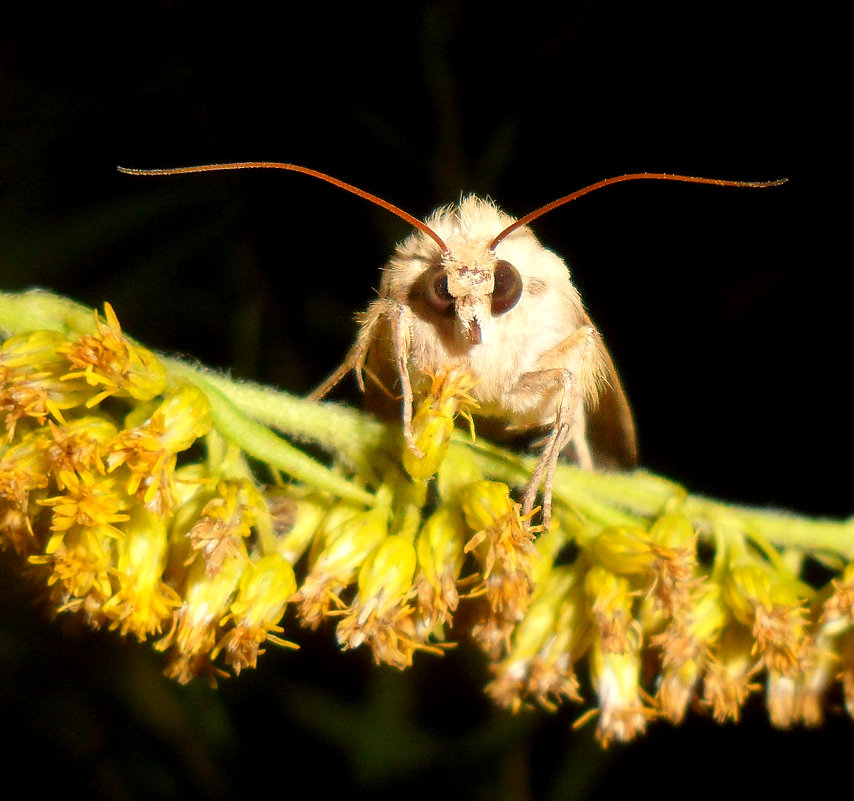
[
  {"x1": 409, "y1": 255, "x2": 524, "y2": 344},
  {"x1": 405, "y1": 197, "x2": 525, "y2": 345}
]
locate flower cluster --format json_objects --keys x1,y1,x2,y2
[
  {"x1": 1, "y1": 303, "x2": 295, "y2": 681},
  {"x1": 3, "y1": 293, "x2": 854, "y2": 745}
]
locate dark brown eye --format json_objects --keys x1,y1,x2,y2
[
  {"x1": 491, "y1": 260, "x2": 523, "y2": 315},
  {"x1": 421, "y1": 264, "x2": 456, "y2": 318}
]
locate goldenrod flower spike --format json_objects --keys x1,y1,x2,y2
[{"x1": 4, "y1": 288, "x2": 854, "y2": 743}]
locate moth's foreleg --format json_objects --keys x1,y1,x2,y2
[
  {"x1": 308, "y1": 299, "x2": 391, "y2": 400},
  {"x1": 514, "y1": 326, "x2": 601, "y2": 530}
]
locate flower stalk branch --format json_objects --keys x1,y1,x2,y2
[{"x1": 2, "y1": 289, "x2": 852, "y2": 744}]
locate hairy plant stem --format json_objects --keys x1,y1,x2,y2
[{"x1": 2, "y1": 289, "x2": 851, "y2": 559}]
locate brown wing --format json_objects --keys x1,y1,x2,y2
[
  {"x1": 585, "y1": 314, "x2": 638, "y2": 470},
  {"x1": 362, "y1": 328, "x2": 402, "y2": 422}
]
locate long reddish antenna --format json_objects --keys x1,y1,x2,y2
[
  {"x1": 489, "y1": 173, "x2": 787, "y2": 252},
  {"x1": 117, "y1": 161, "x2": 450, "y2": 256}
]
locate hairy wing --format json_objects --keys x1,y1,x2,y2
[{"x1": 585, "y1": 314, "x2": 638, "y2": 469}]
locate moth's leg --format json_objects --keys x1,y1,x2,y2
[
  {"x1": 388, "y1": 301, "x2": 423, "y2": 458},
  {"x1": 308, "y1": 299, "x2": 392, "y2": 400},
  {"x1": 511, "y1": 326, "x2": 602, "y2": 530},
  {"x1": 521, "y1": 397, "x2": 589, "y2": 530}
]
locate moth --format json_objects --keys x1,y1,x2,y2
[{"x1": 119, "y1": 163, "x2": 784, "y2": 529}]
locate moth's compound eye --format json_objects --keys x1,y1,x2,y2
[
  {"x1": 491, "y1": 260, "x2": 523, "y2": 315},
  {"x1": 422, "y1": 265, "x2": 456, "y2": 318}
]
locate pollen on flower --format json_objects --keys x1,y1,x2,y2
[
  {"x1": 44, "y1": 417, "x2": 116, "y2": 484},
  {"x1": 187, "y1": 480, "x2": 259, "y2": 575},
  {"x1": 723, "y1": 561, "x2": 813, "y2": 677},
  {"x1": 28, "y1": 523, "x2": 115, "y2": 621},
  {"x1": 1, "y1": 331, "x2": 90, "y2": 438},
  {"x1": 461, "y1": 481, "x2": 536, "y2": 657},
  {"x1": 487, "y1": 563, "x2": 586, "y2": 712},
  {"x1": 585, "y1": 564, "x2": 635, "y2": 655},
  {"x1": 158, "y1": 550, "x2": 247, "y2": 684},
  {"x1": 214, "y1": 553, "x2": 298, "y2": 674},
  {"x1": 840, "y1": 631, "x2": 854, "y2": 719},
  {"x1": 822, "y1": 562, "x2": 854, "y2": 625},
  {"x1": 106, "y1": 385, "x2": 211, "y2": 515},
  {"x1": 1, "y1": 439, "x2": 50, "y2": 553},
  {"x1": 292, "y1": 505, "x2": 389, "y2": 629},
  {"x1": 752, "y1": 601, "x2": 812, "y2": 676},
  {"x1": 652, "y1": 582, "x2": 726, "y2": 722},
  {"x1": 58, "y1": 303, "x2": 167, "y2": 406},
  {"x1": 1, "y1": 370, "x2": 57, "y2": 437},
  {"x1": 413, "y1": 504, "x2": 465, "y2": 635},
  {"x1": 403, "y1": 367, "x2": 479, "y2": 481},
  {"x1": 702, "y1": 623, "x2": 761, "y2": 722},
  {"x1": 39, "y1": 470, "x2": 130, "y2": 545},
  {"x1": 647, "y1": 514, "x2": 700, "y2": 615},
  {"x1": 336, "y1": 535, "x2": 423, "y2": 669},
  {"x1": 588, "y1": 627, "x2": 650, "y2": 746},
  {"x1": 100, "y1": 507, "x2": 181, "y2": 640},
  {"x1": 1, "y1": 504, "x2": 37, "y2": 554}
]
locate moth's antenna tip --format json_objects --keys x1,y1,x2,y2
[{"x1": 116, "y1": 161, "x2": 450, "y2": 253}]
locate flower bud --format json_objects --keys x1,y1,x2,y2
[
  {"x1": 215, "y1": 553, "x2": 299, "y2": 674},
  {"x1": 402, "y1": 368, "x2": 477, "y2": 481},
  {"x1": 59, "y1": 303, "x2": 167, "y2": 405},
  {"x1": 589, "y1": 525, "x2": 656, "y2": 575},
  {"x1": 101, "y1": 505, "x2": 180, "y2": 640}
]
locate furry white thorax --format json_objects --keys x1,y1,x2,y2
[{"x1": 379, "y1": 195, "x2": 595, "y2": 428}]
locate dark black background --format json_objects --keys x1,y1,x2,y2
[{"x1": 1, "y1": 2, "x2": 847, "y2": 799}]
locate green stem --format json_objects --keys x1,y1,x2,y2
[
  {"x1": 465, "y1": 436, "x2": 854, "y2": 557},
  {"x1": 0, "y1": 290, "x2": 97, "y2": 337},
  {"x1": 166, "y1": 359, "x2": 389, "y2": 468},
  {"x1": 164, "y1": 361, "x2": 375, "y2": 507},
  {"x1": 3, "y1": 289, "x2": 851, "y2": 559},
  {"x1": 681, "y1": 495, "x2": 854, "y2": 560}
]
